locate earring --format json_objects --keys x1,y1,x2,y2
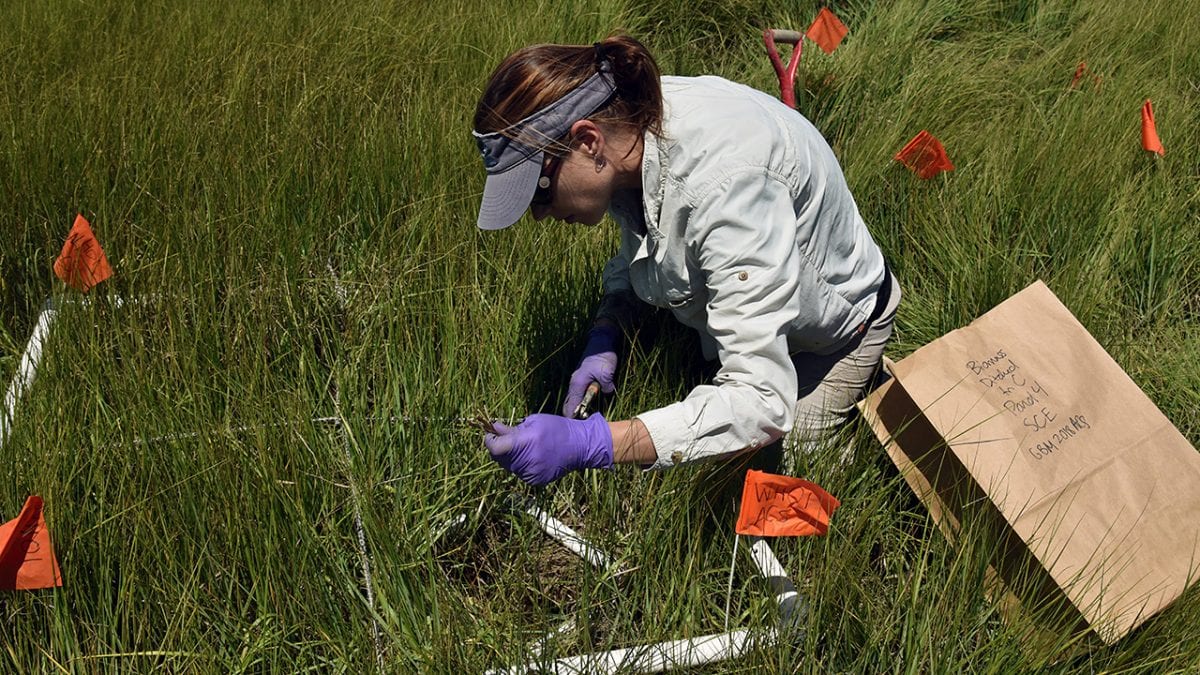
[{"x1": 595, "y1": 155, "x2": 607, "y2": 172}]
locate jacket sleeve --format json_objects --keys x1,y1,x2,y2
[{"x1": 635, "y1": 169, "x2": 802, "y2": 468}]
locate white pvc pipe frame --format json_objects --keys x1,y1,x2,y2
[
  {"x1": 510, "y1": 495, "x2": 613, "y2": 571},
  {"x1": 0, "y1": 295, "x2": 155, "y2": 449},
  {"x1": 486, "y1": 517, "x2": 802, "y2": 674},
  {"x1": 496, "y1": 626, "x2": 778, "y2": 675},
  {"x1": 0, "y1": 294, "x2": 395, "y2": 665},
  {"x1": 0, "y1": 299, "x2": 59, "y2": 450},
  {"x1": 7, "y1": 299, "x2": 802, "y2": 671}
]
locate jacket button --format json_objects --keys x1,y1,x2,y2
[
  {"x1": 737, "y1": 271, "x2": 748, "y2": 281},
  {"x1": 670, "y1": 451, "x2": 683, "y2": 464}
]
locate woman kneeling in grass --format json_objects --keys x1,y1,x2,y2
[{"x1": 472, "y1": 35, "x2": 899, "y2": 484}]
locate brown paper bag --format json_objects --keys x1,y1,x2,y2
[{"x1": 859, "y1": 280, "x2": 1200, "y2": 644}]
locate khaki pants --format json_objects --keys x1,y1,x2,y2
[{"x1": 783, "y1": 272, "x2": 901, "y2": 469}]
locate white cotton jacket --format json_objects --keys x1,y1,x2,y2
[{"x1": 601, "y1": 75, "x2": 887, "y2": 470}]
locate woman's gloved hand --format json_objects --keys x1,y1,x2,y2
[
  {"x1": 562, "y1": 324, "x2": 620, "y2": 417},
  {"x1": 484, "y1": 413, "x2": 614, "y2": 486}
]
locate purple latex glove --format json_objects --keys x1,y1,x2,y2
[
  {"x1": 484, "y1": 413, "x2": 614, "y2": 486},
  {"x1": 562, "y1": 324, "x2": 620, "y2": 417}
]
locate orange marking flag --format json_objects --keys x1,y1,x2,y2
[
  {"x1": 1069, "y1": 61, "x2": 1101, "y2": 89},
  {"x1": 53, "y1": 214, "x2": 113, "y2": 292},
  {"x1": 1141, "y1": 99, "x2": 1164, "y2": 156},
  {"x1": 0, "y1": 496, "x2": 63, "y2": 591},
  {"x1": 1069, "y1": 61, "x2": 1088, "y2": 88},
  {"x1": 806, "y1": 8, "x2": 849, "y2": 54},
  {"x1": 735, "y1": 470, "x2": 840, "y2": 537},
  {"x1": 894, "y1": 130, "x2": 955, "y2": 179}
]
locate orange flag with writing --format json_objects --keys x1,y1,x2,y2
[
  {"x1": 895, "y1": 130, "x2": 955, "y2": 179},
  {"x1": 53, "y1": 214, "x2": 113, "y2": 292},
  {"x1": 1141, "y1": 100, "x2": 1164, "y2": 156},
  {"x1": 806, "y1": 8, "x2": 849, "y2": 54},
  {"x1": 0, "y1": 496, "x2": 63, "y2": 591},
  {"x1": 735, "y1": 470, "x2": 840, "y2": 537}
]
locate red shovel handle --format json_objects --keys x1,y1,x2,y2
[{"x1": 763, "y1": 28, "x2": 803, "y2": 108}]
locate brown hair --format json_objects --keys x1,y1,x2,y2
[{"x1": 473, "y1": 34, "x2": 663, "y2": 155}]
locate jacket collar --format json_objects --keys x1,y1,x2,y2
[{"x1": 640, "y1": 129, "x2": 667, "y2": 238}]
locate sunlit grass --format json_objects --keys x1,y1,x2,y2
[{"x1": 0, "y1": 0, "x2": 1197, "y2": 670}]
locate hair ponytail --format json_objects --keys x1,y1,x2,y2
[
  {"x1": 591, "y1": 34, "x2": 663, "y2": 138},
  {"x1": 474, "y1": 34, "x2": 664, "y2": 150}
]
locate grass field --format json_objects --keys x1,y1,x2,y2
[{"x1": 1, "y1": 0, "x2": 1198, "y2": 671}]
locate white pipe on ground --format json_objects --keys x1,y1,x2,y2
[
  {"x1": 0, "y1": 300, "x2": 59, "y2": 450},
  {"x1": 495, "y1": 538, "x2": 804, "y2": 673},
  {"x1": 747, "y1": 536, "x2": 806, "y2": 627},
  {"x1": 511, "y1": 495, "x2": 611, "y2": 571},
  {"x1": 1, "y1": 294, "x2": 176, "y2": 450},
  {"x1": 487, "y1": 627, "x2": 776, "y2": 675}
]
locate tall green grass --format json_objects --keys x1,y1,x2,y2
[{"x1": 1, "y1": 0, "x2": 1197, "y2": 671}]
